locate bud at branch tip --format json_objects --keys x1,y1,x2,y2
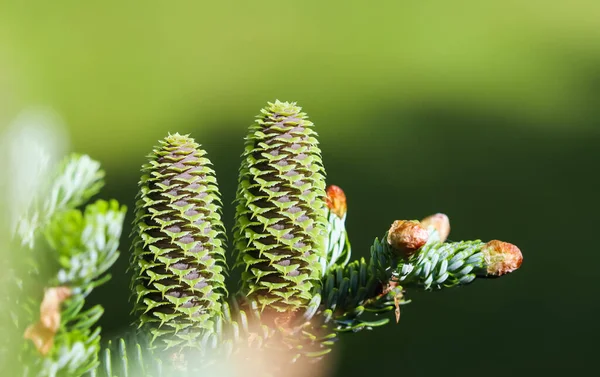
[
  {"x1": 326, "y1": 185, "x2": 347, "y2": 219},
  {"x1": 387, "y1": 220, "x2": 429, "y2": 257},
  {"x1": 482, "y1": 240, "x2": 523, "y2": 276}
]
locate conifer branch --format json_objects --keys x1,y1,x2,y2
[
  {"x1": 3, "y1": 100, "x2": 524, "y2": 377},
  {"x1": 3, "y1": 151, "x2": 126, "y2": 377}
]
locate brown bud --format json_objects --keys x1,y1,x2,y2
[
  {"x1": 387, "y1": 220, "x2": 429, "y2": 257},
  {"x1": 326, "y1": 185, "x2": 347, "y2": 219},
  {"x1": 482, "y1": 240, "x2": 523, "y2": 276},
  {"x1": 421, "y1": 213, "x2": 451, "y2": 243},
  {"x1": 24, "y1": 286, "x2": 72, "y2": 355}
]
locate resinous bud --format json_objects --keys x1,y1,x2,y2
[
  {"x1": 326, "y1": 185, "x2": 347, "y2": 219},
  {"x1": 387, "y1": 220, "x2": 429, "y2": 257},
  {"x1": 482, "y1": 240, "x2": 523, "y2": 276},
  {"x1": 421, "y1": 213, "x2": 451, "y2": 243}
]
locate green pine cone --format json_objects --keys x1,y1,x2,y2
[
  {"x1": 131, "y1": 133, "x2": 227, "y2": 350},
  {"x1": 233, "y1": 100, "x2": 328, "y2": 315}
]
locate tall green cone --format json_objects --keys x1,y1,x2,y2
[
  {"x1": 233, "y1": 100, "x2": 328, "y2": 315},
  {"x1": 131, "y1": 133, "x2": 227, "y2": 350}
]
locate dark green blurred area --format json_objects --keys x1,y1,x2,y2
[{"x1": 2, "y1": 1, "x2": 599, "y2": 376}]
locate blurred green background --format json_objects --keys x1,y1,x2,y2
[{"x1": 2, "y1": 1, "x2": 599, "y2": 376}]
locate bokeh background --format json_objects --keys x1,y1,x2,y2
[{"x1": 2, "y1": 1, "x2": 599, "y2": 376}]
